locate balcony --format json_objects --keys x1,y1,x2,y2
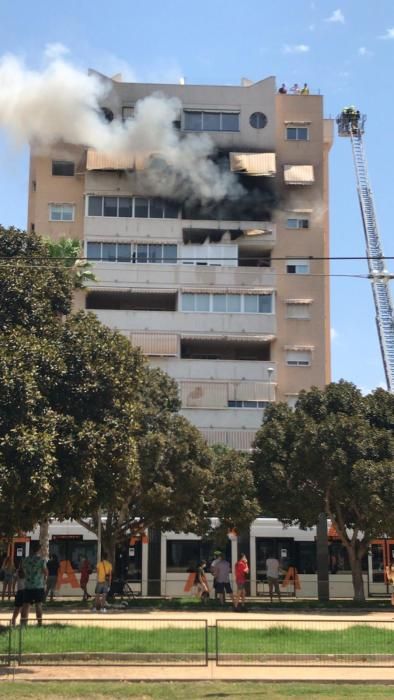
[
  {"x1": 181, "y1": 408, "x2": 265, "y2": 430},
  {"x1": 87, "y1": 261, "x2": 276, "y2": 290},
  {"x1": 90, "y1": 308, "x2": 276, "y2": 337},
  {"x1": 84, "y1": 216, "x2": 276, "y2": 246},
  {"x1": 150, "y1": 358, "x2": 276, "y2": 382}
]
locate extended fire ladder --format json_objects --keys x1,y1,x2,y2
[{"x1": 337, "y1": 109, "x2": 394, "y2": 392}]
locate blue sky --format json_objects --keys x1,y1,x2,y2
[{"x1": 0, "y1": 0, "x2": 393, "y2": 393}]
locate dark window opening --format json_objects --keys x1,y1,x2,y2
[
  {"x1": 88, "y1": 196, "x2": 103, "y2": 216},
  {"x1": 238, "y1": 248, "x2": 271, "y2": 268},
  {"x1": 180, "y1": 338, "x2": 270, "y2": 361},
  {"x1": 103, "y1": 196, "x2": 118, "y2": 217},
  {"x1": 52, "y1": 160, "x2": 75, "y2": 176},
  {"x1": 86, "y1": 291, "x2": 177, "y2": 311}
]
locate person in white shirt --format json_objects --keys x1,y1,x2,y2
[{"x1": 266, "y1": 554, "x2": 282, "y2": 603}]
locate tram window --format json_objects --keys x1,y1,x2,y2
[
  {"x1": 166, "y1": 539, "x2": 215, "y2": 572},
  {"x1": 328, "y1": 542, "x2": 367, "y2": 573},
  {"x1": 296, "y1": 542, "x2": 316, "y2": 574},
  {"x1": 49, "y1": 541, "x2": 97, "y2": 571}
]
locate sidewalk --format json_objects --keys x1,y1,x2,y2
[{"x1": 1, "y1": 662, "x2": 394, "y2": 682}]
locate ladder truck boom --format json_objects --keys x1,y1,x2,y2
[{"x1": 336, "y1": 108, "x2": 394, "y2": 392}]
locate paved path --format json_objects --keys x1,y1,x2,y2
[{"x1": 1, "y1": 661, "x2": 394, "y2": 682}]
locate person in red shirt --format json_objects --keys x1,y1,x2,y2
[{"x1": 234, "y1": 553, "x2": 249, "y2": 610}]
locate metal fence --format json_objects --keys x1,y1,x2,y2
[
  {"x1": 216, "y1": 618, "x2": 394, "y2": 667},
  {"x1": 15, "y1": 617, "x2": 208, "y2": 666}
]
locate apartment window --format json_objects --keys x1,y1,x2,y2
[
  {"x1": 286, "y1": 260, "x2": 310, "y2": 274},
  {"x1": 103, "y1": 196, "x2": 118, "y2": 217},
  {"x1": 52, "y1": 160, "x2": 75, "y2": 176},
  {"x1": 181, "y1": 292, "x2": 273, "y2": 313},
  {"x1": 286, "y1": 350, "x2": 311, "y2": 367},
  {"x1": 118, "y1": 197, "x2": 133, "y2": 217},
  {"x1": 286, "y1": 395, "x2": 299, "y2": 409},
  {"x1": 49, "y1": 204, "x2": 75, "y2": 221},
  {"x1": 286, "y1": 218, "x2": 309, "y2": 229},
  {"x1": 117, "y1": 243, "x2": 132, "y2": 262},
  {"x1": 150, "y1": 199, "x2": 165, "y2": 218},
  {"x1": 286, "y1": 126, "x2": 309, "y2": 140},
  {"x1": 86, "y1": 242, "x2": 101, "y2": 261},
  {"x1": 87, "y1": 196, "x2": 103, "y2": 216},
  {"x1": 183, "y1": 110, "x2": 239, "y2": 132},
  {"x1": 87, "y1": 196, "x2": 178, "y2": 219},
  {"x1": 228, "y1": 400, "x2": 269, "y2": 408},
  {"x1": 122, "y1": 106, "x2": 134, "y2": 120},
  {"x1": 87, "y1": 242, "x2": 177, "y2": 264},
  {"x1": 286, "y1": 302, "x2": 311, "y2": 319},
  {"x1": 102, "y1": 243, "x2": 117, "y2": 261},
  {"x1": 137, "y1": 243, "x2": 177, "y2": 263}
]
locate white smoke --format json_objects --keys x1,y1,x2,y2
[{"x1": 0, "y1": 52, "x2": 243, "y2": 202}]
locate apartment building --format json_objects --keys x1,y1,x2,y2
[{"x1": 28, "y1": 74, "x2": 333, "y2": 450}]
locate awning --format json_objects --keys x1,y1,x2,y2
[
  {"x1": 285, "y1": 298, "x2": 313, "y2": 304},
  {"x1": 86, "y1": 150, "x2": 148, "y2": 171},
  {"x1": 181, "y1": 288, "x2": 274, "y2": 295},
  {"x1": 182, "y1": 334, "x2": 275, "y2": 342},
  {"x1": 284, "y1": 120, "x2": 311, "y2": 125},
  {"x1": 230, "y1": 152, "x2": 276, "y2": 177},
  {"x1": 88, "y1": 286, "x2": 177, "y2": 294},
  {"x1": 284, "y1": 344, "x2": 314, "y2": 351},
  {"x1": 284, "y1": 164, "x2": 314, "y2": 185}
]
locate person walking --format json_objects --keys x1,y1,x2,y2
[
  {"x1": 266, "y1": 552, "x2": 282, "y2": 603},
  {"x1": 210, "y1": 550, "x2": 222, "y2": 600},
  {"x1": 195, "y1": 560, "x2": 210, "y2": 602},
  {"x1": 45, "y1": 554, "x2": 59, "y2": 602},
  {"x1": 11, "y1": 564, "x2": 25, "y2": 626},
  {"x1": 234, "y1": 553, "x2": 249, "y2": 610},
  {"x1": 1, "y1": 555, "x2": 15, "y2": 600},
  {"x1": 21, "y1": 542, "x2": 47, "y2": 625},
  {"x1": 80, "y1": 558, "x2": 92, "y2": 601},
  {"x1": 385, "y1": 560, "x2": 394, "y2": 611},
  {"x1": 212, "y1": 552, "x2": 235, "y2": 607},
  {"x1": 94, "y1": 553, "x2": 112, "y2": 612}
]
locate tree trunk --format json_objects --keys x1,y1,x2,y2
[
  {"x1": 102, "y1": 528, "x2": 117, "y2": 569},
  {"x1": 39, "y1": 520, "x2": 50, "y2": 560},
  {"x1": 348, "y1": 548, "x2": 365, "y2": 602}
]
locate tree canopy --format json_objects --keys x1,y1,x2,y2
[
  {"x1": 251, "y1": 380, "x2": 394, "y2": 600},
  {"x1": 0, "y1": 226, "x2": 252, "y2": 560}
]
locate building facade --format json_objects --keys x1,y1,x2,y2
[{"x1": 28, "y1": 74, "x2": 333, "y2": 450}]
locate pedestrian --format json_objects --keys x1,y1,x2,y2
[
  {"x1": 1, "y1": 555, "x2": 15, "y2": 600},
  {"x1": 80, "y1": 558, "x2": 92, "y2": 601},
  {"x1": 195, "y1": 560, "x2": 210, "y2": 602},
  {"x1": 212, "y1": 552, "x2": 235, "y2": 606},
  {"x1": 385, "y1": 560, "x2": 394, "y2": 610},
  {"x1": 11, "y1": 564, "x2": 25, "y2": 626},
  {"x1": 210, "y1": 550, "x2": 222, "y2": 600},
  {"x1": 45, "y1": 554, "x2": 59, "y2": 602},
  {"x1": 301, "y1": 83, "x2": 310, "y2": 95},
  {"x1": 21, "y1": 542, "x2": 47, "y2": 626},
  {"x1": 94, "y1": 552, "x2": 112, "y2": 612},
  {"x1": 266, "y1": 552, "x2": 282, "y2": 603},
  {"x1": 234, "y1": 553, "x2": 249, "y2": 610},
  {"x1": 290, "y1": 83, "x2": 300, "y2": 94},
  {"x1": 278, "y1": 83, "x2": 287, "y2": 94}
]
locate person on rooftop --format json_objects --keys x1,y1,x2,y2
[
  {"x1": 301, "y1": 83, "x2": 310, "y2": 95},
  {"x1": 278, "y1": 83, "x2": 287, "y2": 94}
]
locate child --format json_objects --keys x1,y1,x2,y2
[{"x1": 11, "y1": 565, "x2": 25, "y2": 626}]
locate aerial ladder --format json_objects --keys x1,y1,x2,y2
[{"x1": 336, "y1": 107, "x2": 394, "y2": 392}]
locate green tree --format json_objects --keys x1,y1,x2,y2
[
  {"x1": 44, "y1": 237, "x2": 95, "y2": 288},
  {"x1": 251, "y1": 381, "x2": 394, "y2": 601},
  {"x1": 209, "y1": 445, "x2": 260, "y2": 542}
]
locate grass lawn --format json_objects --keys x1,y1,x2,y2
[
  {"x1": 11, "y1": 623, "x2": 394, "y2": 657},
  {"x1": 1, "y1": 681, "x2": 394, "y2": 699}
]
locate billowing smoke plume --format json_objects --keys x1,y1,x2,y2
[{"x1": 0, "y1": 52, "x2": 243, "y2": 202}]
